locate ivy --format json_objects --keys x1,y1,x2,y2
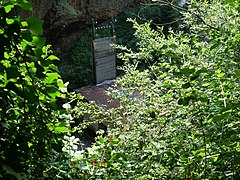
[{"x1": 0, "y1": 1, "x2": 72, "y2": 178}]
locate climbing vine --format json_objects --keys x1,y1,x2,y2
[{"x1": 0, "y1": 0, "x2": 71, "y2": 178}]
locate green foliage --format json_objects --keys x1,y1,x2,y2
[
  {"x1": 59, "y1": 2, "x2": 181, "y2": 89},
  {"x1": 52, "y1": 0, "x2": 240, "y2": 179},
  {"x1": 59, "y1": 30, "x2": 93, "y2": 90},
  {"x1": 0, "y1": 0, "x2": 71, "y2": 178}
]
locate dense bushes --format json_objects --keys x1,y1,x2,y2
[
  {"x1": 59, "y1": 30, "x2": 93, "y2": 90},
  {"x1": 0, "y1": 1, "x2": 71, "y2": 178},
  {"x1": 54, "y1": 0, "x2": 240, "y2": 179},
  {"x1": 2, "y1": 0, "x2": 239, "y2": 179}
]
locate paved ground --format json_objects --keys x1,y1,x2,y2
[
  {"x1": 74, "y1": 81, "x2": 119, "y2": 148},
  {"x1": 75, "y1": 81, "x2": 120, "y2": 109},
  {"x1": 74, "y1": 80, "x2": 141, "y2": 148}
]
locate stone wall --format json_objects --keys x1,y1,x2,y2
[
  {"x1": 68, "y1": 0, "x2": 143, "y2": 20},
  {"x1": 28, "y1": 0, "x2": 142, "y2": 19},
  {"x1": 23, "y1": 0, "x2": 143, "y2": 52}
]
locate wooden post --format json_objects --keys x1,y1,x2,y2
[{"x1": 111, "y1": 17, "x2": 116, "y2": 37}]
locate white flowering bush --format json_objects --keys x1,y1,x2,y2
[{"x1": 62, "y1": 134, "x2": 80, "y2": 157}]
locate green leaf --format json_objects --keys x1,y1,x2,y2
[
  {"x1": 237, "y1": 5, "x2": 240, "y2": 12},
  {"x1": 4, "y1": 5, "x2": 14, "y2": 13},
  {"x1": 170, "y1": 44, "x2": 178, "y2": 49},
  {"x1": 54, "y1": 126, "x2": 69, "y2": 133},
  {"x1": 99, "y1": 136, "x2": 104, "y2": 144},
  {"x1": 47, "y1": 55, "x2": 60, "y2": 61},
  {"x1": 210, "y1": 43, "x2": 219, "y2": 51},
  {"x1": 222, "y1": 0, "x2": 237, "y2": 6},
  {"x1": 6, "y1": 18, "x2": 14, "y2": 24},
  {"x1": 45, "y1": 86, "x2": 60, "y2": 99},
  {"x1": 32, "y1": 36, "x2": 46, "y2": 47},
  {"x1": 46, "y1": 86, "x2": 58, "y2": 93},
  {"x1": 234, "y1": 70, "x2": 240, "y2": 77},
  {"x1": 17, "y1": 0, "x2": 32, "y2": 11},
  {"x1": 4, "y1": 52, "x2": 9, "y2": 59},
  {"x1": 198, "y1": 152, "x2": 206, "y2": 157},
  {"x1": 110, "y1": 138, "x2": 119, "y2": 145},
  {"x1": 45, "y1": 73, "x2": 59, "y2": 83},
  {"x1": 21, "y1": 21, "x2": 28, "y2": 27},
  {"x1": 26, "y1": 16, "x2": 43, "y2": 36},
  {"x1": 211, "y1": 156, "x2": 218, "y2": 162},
  {"x1": 209, "y1": 114, "x2": 223, "y2": 123}
]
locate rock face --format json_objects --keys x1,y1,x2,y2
[{"x1": 24, "y1": 0, "x2": 143, "y2": 52}]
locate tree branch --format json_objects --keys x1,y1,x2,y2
[{"x1": 152, "y1": 0, "x2": 220, "y2": 31}]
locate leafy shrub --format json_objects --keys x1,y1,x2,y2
[
  {"x1": 52, "y1": 0, "x2": 240, "y2": 179},
  {"x1": 0, "y1": 1, "x2": 71, "y2": 178},
  {"x1": 59, "y1": 30, "x2": 93, "y2": 90}
]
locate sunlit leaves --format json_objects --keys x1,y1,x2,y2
[
  {"x1": 47, "y1": 55, "x2": 60, "y2": 61},
  {"x1": 0, "y1": 1, "x2": 69, "y2": 178},
  {"x1": 57, "y1": 0, "x2": 240, "y2": 179},
  {"x1": 32, "y1": 36, "x2": 46, "y2": 47},
  {"x1": 3, "y1": 5, "x2": 11, "y2": 12}
]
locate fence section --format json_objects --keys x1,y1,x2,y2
[{"x1": 92, "y1": 36, "x2": 116, "y2": 84}]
